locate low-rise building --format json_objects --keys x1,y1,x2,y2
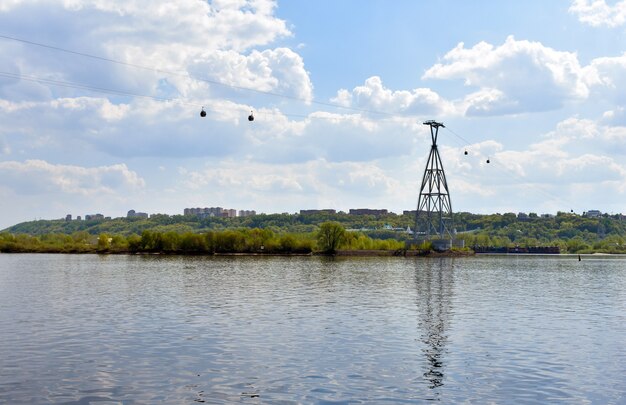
[
  {"x1": 223, "y1": 209, "x2": 237, "y2": 218},
  {"x1": 127, "y1": 209, "x2": 149, "y2": 219},
  {"x1": 586, "y1": 210, "x2": 602, "y2": 218},
  {"x1": 185, "y1": 207, "x2": 224, "y2": 217},
  {"x1": 184, "y1": 207, "x2": 239, "y2": 218},
  {"x1": 349, "y1": 208, "x2": 388, "y2": 216},
  {"x1": 300, "y1": 209, "x2": 336, "y2": 215}
]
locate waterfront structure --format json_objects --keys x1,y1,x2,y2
[{"x1": 414, "y1": 120, "x2": 453, "y2": 250}]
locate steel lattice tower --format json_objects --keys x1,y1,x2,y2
[{"x1": 415, "y1": 120, "x2": 453, "y2": 242}]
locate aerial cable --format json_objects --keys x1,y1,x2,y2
[
  {"x1": 0, "y1": 70, "x2": 359, "y2": 123},
  {"x1": 444, "y1": 123, "x2": 578, "y2": 211},
  {"x1": 0, "y1": 71, "x2": 185, "y2": 104},
  {"x1": 0, "y1": 33, "x2": 400, "y2": 118}
]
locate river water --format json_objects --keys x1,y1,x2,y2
[{"x1": 0, "y1": 254, "x2": 625, "y2": 404}]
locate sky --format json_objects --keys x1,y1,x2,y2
[{"x1": 1, "y1": 0, "x2": 626, "y2": 229}]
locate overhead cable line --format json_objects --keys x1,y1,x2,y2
[
  {"x1": 0, "y1": 70, "x2": 347, "y2": 121},
  {"x1": 444, "y1": 126, "x2": 474, "y2": 147},
  {"x1": 1, "y1": 34, "x2": 577, "y2": 211},
  {"x1": 0, "y1": 71, "x2": 185, "y2": 104},
  {"x1": 0, "y1": 33, "x2": 399, "y2": 118},
  {"x1": 445, "y1": 124, "x2": 578, "y2": 211}
]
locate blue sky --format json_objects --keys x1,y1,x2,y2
[{"x1": 1, "y1": 0, "x2": 626, "y2": 229}]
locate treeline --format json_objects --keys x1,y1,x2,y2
[
  {"x1": 0, "y1": 223, "x2": 405, "y2": 254},
  {"x1": 3, "y1": 211, "x2": 626, "y2": 254},
  {"x1": 454, "y1": 212, "x2": 626, "y2": 254}
]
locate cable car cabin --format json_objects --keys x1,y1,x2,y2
[
  {"x1": 464, "y1": 150, "x2": 468, "y2": 155},
  {"x1": 486, "y1": 158, "x2": 490, "y2": 164},
  {"x1": 200, "y1": 108, "x2": 206, "y2": 117},
  {"x1": 248, "y1": 111, "x2": 254, "y2": 121}
]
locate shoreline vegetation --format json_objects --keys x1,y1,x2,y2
[
  {"x1": 0, "y1": 222, "x2": 472, "y2": 256},
  {"x1": 2, "y1": 210, "x2": 626, "y2": 255}
]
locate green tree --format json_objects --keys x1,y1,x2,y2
[
  {"x1": 126, "y1": 234, "x2": 142, "y2": 252},
  {"x1": 566, "y1": 237, "x2": 589, "y2": 253},
  {"x1": 316, "y1": 221, "x2": 346, "y2": 253},
  {"x1": 97, "y1": 233, "x2": 111, "y2": 251}
]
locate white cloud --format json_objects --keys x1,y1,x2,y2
[
  {"x1": 0, "y1": 159, "x2": 145, "y2": 196},
  {"x1": 424, "y1": 36, "x2": 588, "y2": 115},
  {"x1": 177, "y1": 158, "x2": 403, "y2": 212},
  {"x1": 584, "y1": 53, "x2": 626, "y2": 104},
  {"x1": 492, "y1": 129, "x2": 626, "y2": 184},
  {"x1": 0, "y1": 0, "x2": 303, "y2": 103},
  {"x1": 189, "y1": 47, "x2": 313, "y2": 101},
  {"x1": 432, "y1": 117, "x2": 626, "y2": 214},
  {"x1": 330, "y1": 76, "x2": 455, "y2": 116},
  {"x1": 569, "y1": 0, "x2": 626, "y2": 27}
]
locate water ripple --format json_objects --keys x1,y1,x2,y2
[{"x1": 0, "y1": 254, "x2": 625, "y2": 403}]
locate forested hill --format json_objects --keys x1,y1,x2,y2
[{"x1": 3, "y1": 211, "x2": 626, "y2": 252}]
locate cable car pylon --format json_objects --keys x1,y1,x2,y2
[{"x1": 414, "y1": 120, "x2": 454, "y2": 251}]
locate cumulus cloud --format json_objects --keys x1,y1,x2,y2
[
  {"x1": 602, "y1": 107, "x2": 626, "y2": 132},
  {"x1": 330, "y1": 76, "x2": 455, "y2": 116},
  {"x1": 431, "y1": 116, "x2": 626, "y2": 214},
  {"x1": 0, "y1": 93, "x2": 428, "y2": 163},
  {"x1": 505, "y1": 118, "x2": 626, "y2": 178},
  {"x1": 584, "y1": 53, "x2": 626, "y2": 104},
  {"x1": 424, "y1": 36, "x2": 588, "y2": 115},
  {"x1": 0, "y1": 0, "x2": 307, "y2": 103},
  {"x1": 177, "y1": 158, "x2": 403, "y2": 212},
  {"x1": 569, "y1": 0, "x2": 626, "y2": 27},
  {"x1": 0, "y1": 159, "x2": 144, "y2": 195},
  {"x1": 188, "y1": 47, "x2": 313, "y2": 101}
]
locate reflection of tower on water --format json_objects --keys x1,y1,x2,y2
[{"x1": 414, "y1": 259, "x2": 455, "y2": 391}]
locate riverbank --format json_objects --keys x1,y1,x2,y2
[
  {"x1": 333, "y1": 249, "x2": 474, "y2": 257},
  {"x1": 0, "y1": 248, "x2": 476, "y2": 257}
]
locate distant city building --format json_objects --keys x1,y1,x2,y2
[
  {"x1": 223, "y1": 209, "x2": 237, "y2": 218},
  {"x1": 76, "y1": 216, "x2": 82, "y2": 221},
  {"x1": 299, "y1": 209, "x2": 336, "y2": 215},
  {"x1": 239, "y1": 210, "x2": 257, "y2": 217},
  {"x1": 517, "y1": 212, "x2": 529, "y2": 220},
  {"x1": 127, "y1": 209, "x2": 149, "y2": 219},
  {"x1": 349, "y1": 208, "x2": 388, "y2": 216},
  {"x1": 185, "y1": 207, "x2": 223, "y2": 217},
  {"x1": 586, "y1": 210, "x2": 602, "y2": 218},
  {"x1": 184, "y1": 207, "x2": 238, "y2": 218},
  {"x1": 85, "y1": 214, "x2": 104, "y2": 221},
  {"x1": 403, "y1": 210, "x2": 417, "y2": 216},
  {"x1": 65, "y1": 214, "x2": 72, "y2": 221}
]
